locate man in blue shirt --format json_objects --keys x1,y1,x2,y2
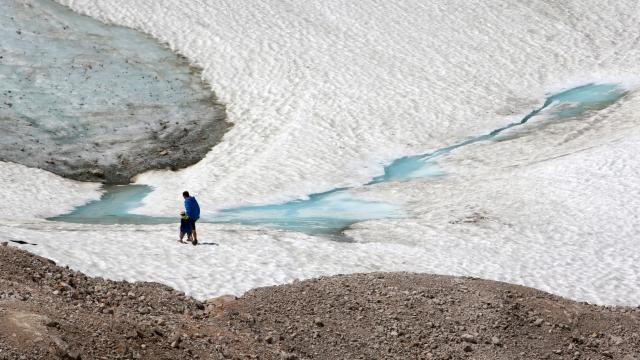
[{"x1": 183, "y1": 191, "x2": 200, "y2": 245}]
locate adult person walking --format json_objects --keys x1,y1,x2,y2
[{"x1": 183, "y1": 191, "x2": 200, "y2": 245}]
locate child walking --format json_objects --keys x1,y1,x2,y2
[{"x1": 179, "y1": 211, "x2": 195, "y2": 245}]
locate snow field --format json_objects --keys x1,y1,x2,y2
[
  {"x1": 57, "y1": 0, "x2": 640, "y2": 214},
  {"x1": 1, "y1": 0, "x2": 640, "y2": 305},
  {"x1": 347, "y1": 90, "x2": 640, "y2": 305},
  {"x1": 4, "y1": 221, "x2": 443, "y2": 300}
]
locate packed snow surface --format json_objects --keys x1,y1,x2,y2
[{"x1": 2, "y1": 0, "x2": 640, "y2": 305}]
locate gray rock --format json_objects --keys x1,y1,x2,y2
[
  {"x1": 51, "y1": 336, "x2": 69, "y2": 354},
  {"x1": 280, "y1": 352, "x2": 298, "y2": 360},
  {"x1": 265, "y1": 335, "x2": 274, "y2": 344},
  {"x1": 126, "y1": 329, "x2": 144, "y2": 339},
  {"x1": 152, "y1": 327, "x2": 164, "y2": 337},
  {"x1": 170, "y1": 333, "x2": 182, "y2": 348},
  {"x1": 67, "y1": 350, "x2": 82, "y2": 360},
  {"x1": 50, "y1": 336, "x2": 81, "y2": 359},
  {"x1": 461, "y1": 334, "x2": 477, "y2": 344},
  {"x1": 138, "y1": 307, "x2": 151, "y2": 315},
  {"x1": 46, "y1": 320, "x2": 60, "y2": 328},
  {"x1": 491, "y1": 336, "x2": 501, "y2": 346},
  {"x1": 610, "y1": 335, "x2": 624, "y2": 345}
]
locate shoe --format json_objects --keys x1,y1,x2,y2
[{"x1": 192, "y1": 239, "x2": 198, "y2": 246}]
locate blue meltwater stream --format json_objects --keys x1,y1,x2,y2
[{"x1": 51, "y1": 83, "x2": 627, "y2": 235}]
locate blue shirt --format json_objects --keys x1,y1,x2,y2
[{"x1": 184, "y1": 196, "x2": 200, "y2": 220}]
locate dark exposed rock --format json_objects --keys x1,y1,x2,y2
[{"x1": 0, "y1": 0, "x2": 230, "y2": 184}]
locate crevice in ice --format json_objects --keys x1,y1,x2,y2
[
  {"x1": 50, "y1": 83, "x2": 628, "y2": 236},
  {"x1": 0, "y1": 0, "x2": 230, "y2": 184}
]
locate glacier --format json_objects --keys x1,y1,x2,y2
[
  {"x1": 2, "y1": 0, "x2": 640, "y2": 305},
  {"x1": 0, "y1": 0, "x2": 229, "y2": 184}
]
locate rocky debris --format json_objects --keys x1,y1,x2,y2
[
  {"x1": 1, "y1": 245, "x2": 640, "y2": 359},
  {"x1": 205, "y1": 294, "x2": 237, "y2": 316},
  {"x1": 210, "y1": 273, "x2": 640, "y2": 359},
  {"x1": 0, "y1": 245, "x2": 214, "y2": 359}
]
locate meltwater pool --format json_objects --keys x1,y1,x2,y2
[{"x1": 52, "y1": 83, "x2": 627, "y2": 235}]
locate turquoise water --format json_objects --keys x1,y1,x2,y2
[
  {"x1": 55, "y1": 185, "x2": 173, "y2": 225},
  {"x1": 54, "y1": 185, "x2": 402, "y2": 236},
  {"x1": 369, "y1": 83, "x2": 626, "y2": 184},
  {"x1": 52, "y1": 83, "x2": 627, "y2": 235},
  {"x1": 212, "y1": 189, "x2": 401, "y2": 236}
]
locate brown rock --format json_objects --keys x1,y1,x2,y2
[{"x1": 115, "y1": 342, "x2": 128, "y2": 355}]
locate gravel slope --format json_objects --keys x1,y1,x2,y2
[{"x1": 1, "y1": 244, "x2": 639, "y2": 359}]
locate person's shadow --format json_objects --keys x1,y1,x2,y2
[
  {"x1": 9, "y1": 239, "x2": 37, "y2": 246},
  {"x1": 197, "y1": 242, "x2": 219, "y2": 246}
]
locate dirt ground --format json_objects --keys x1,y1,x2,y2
[{"x1": 1, "y1": 243, "x2": 638, "y2": 359}]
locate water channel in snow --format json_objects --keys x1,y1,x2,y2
[{"x1": 52, "y1": 83, "x2": 627, "y2": 235}]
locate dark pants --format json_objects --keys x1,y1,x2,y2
[{"x1": 189, "y1": 218, "x2": 198, "y2": 232}]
